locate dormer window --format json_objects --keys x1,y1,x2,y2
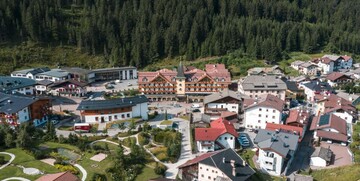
[
  {"x1": 142, "y1": 77, "x2": 148, "y2": 82},
  {"x1": 189, "y1": 78, "x2": 192, "y2": 81},
  {"x1": 221, "y1": 78, "x2": 225, "y2": 82},
  {"x1": 193, "y1": 78, "x2": 197, "y2": 82}
]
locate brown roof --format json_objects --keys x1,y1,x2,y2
[
  {"x1": 320, "y1": 57, "x2": 333, "y2": 64},
  {"x1": 310, "y1": 114, "x2": 347, "y2": 135},
  {"x1": 326, "y1": 72, "x2": 351, "y2": 81},
  {"x1": 316, "y1": 130, "x2": 348, "y2": 142},
  {"x1": 286, "y1": 109, "x2": 310, "y2": 125},
  {"x1": 244, "y1": 94, "x2": 285, "y2": 112},
  {"x1": 321, "y1": 94, "x2": 356, "y2": 115},
  {"x1": 342, "y1": 55, "x2": 352, "y2": 61},
  {"x1": 48, "y1": 79, "x2": 87, "y2": 88},
  {"x1": 36, "y1": 172, "x2": 80, "y2": 181},
  {"x1": 195, "y1": 118, "x2": 238, "y2": 141},
  {"x1": 178, "y1": 151, "x2": 220, "y2": 168}
]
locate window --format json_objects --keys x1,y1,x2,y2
[
  {"x1": 272, "y1": 116, "x2": 275, "y2": 119},
  {"x1": 230, "y1": 137, "x2": 233, "y2": 140},
  {"x1": 259, "y1": 108, "x2": 262, "y2": 111},
  {"x1": 127, "y1": 113, "x2": 130, "y2": 118},
  {"x1": 225, "y1": 137, "x2": 228, "y2": 140},
  {"x1": 266, "y1": 115, "x2": 268, "y2": 118},
  {"x1": 95, "y1": 117, "x2": 99, "y2": 121},
  {"x1": 255, "y1": 90, "x2": 258, "y2": 93},
  {"x1": 121, "y1": 114, "x2": 125, "y2": 118},
  {"x1": 208, "y1": 147, "x2": 211, "y2": 149},
  {"x1": 206, "y1": 169, "x2": 209, "y2": 171},
  {"x1": 261, "y1": 90, "x2": 263, "y2": 93},
  {"x1": 250, "y1": 90, "x2": 252, "y2": 93},
  {"x1": 200, "y1": 167, "x2": 202, "y2": 169},
  {"x1": 201, "y1": 174, "x2": 204, "y2": 177},
  {"x1": 273, "y1": 110, "x2": 276, "y2": 113},
  {"x1": 212, "y1": 170, "x2": 214, "y2": 173},
  {"x1": 208, "y1": 176, "x2": 211, "y2": 180},
  {"x1": 266, "y1": 109, "x2": 269, "y2": 112},
  {"x1": 114, "y1": 115, "x2": 118, "y2": 119},
  {"x1": 259, "y1": 114, "x2": 261, "y2": 117},
  {"x1": 258, "y1": 120, "x2": 261, "y2": 123},
  {"x1": 219, "y1": 137, "x2": 222, "y2": 140}
]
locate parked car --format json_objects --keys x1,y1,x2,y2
[
  {"x1": 191, "y1": 104, "x2": 201, "y2": 108},
  {"x1": 192, "y1": 109, "x2": 200, "y2": 112}
]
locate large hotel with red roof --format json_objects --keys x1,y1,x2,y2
[{"x1": 138, "y1": 63, "x2": 231, "y2": 102}]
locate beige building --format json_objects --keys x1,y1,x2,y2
[{"x1": 238, "y1": 75, "x2": 287, "y2": 101}]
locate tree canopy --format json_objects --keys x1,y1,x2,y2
[{"x1": 1, "y1": 0, "x2": 360, "y2": 68}]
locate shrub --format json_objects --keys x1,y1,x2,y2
[
  {"x1": 55, "y1": 164, "x2": 79, "y2": 174},
  {"x1": 32, "y1": 149, "x2": 48, "y2": 159},
  {"x1": 154, "y1": 162, "x2": 167, "y2": 175},
  {"x1": 91, "y1": 173, "x2": 107, "y2": 181},
  {"x1": 138, "y1": 133, "x2": 150, "y2": 146},
  {"x1": 121, "y1": 137, "x2": 136, "y2": 147}
]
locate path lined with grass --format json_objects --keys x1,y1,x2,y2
[
  {"x1": 2, "y1": 177, "x2": 31, "y2": 181},
  {"x1": 74, "y1": 164, "x2": 87, "y2": 181},
  {"x1": 0, "y1": 152, "x2": 15, "y2": 170}
]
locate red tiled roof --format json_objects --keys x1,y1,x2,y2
[
  {"x1": 321, "y1": 94, "x2": 356, "y2": 115},
  {"x1": 244, "y1": 94, "x2": 285, "y2": 112},
  {"x1": 320, "y1": 57, "x2": 333, "y2": 64},
  {"x1": 310, "y1": 114, "x2": 347, "y2": 135},
  {"x1": 265, "y1": 123, "x2": 304, "y2": 141},
  {"x1": 326, "y1": 72, "x2": 351, "y2": 81},
  {"x1": 286, "y1": 109, "x2": 310, "y2": 125},
  {"x1": 195, "y1": 118, "x2": 238, "y2": 141},
  {"x1": 316, "y1": 130, "x2": 348, "y2": 142},
  {"x1": 36, "y1": 172, "x2": 80, "y2": 181},
  {"x1": 342, "y1": 55, "x2": 352, "y2": 61},
  {"x1": 178, "y1": 151, "x2": 220, "y2": 168}
]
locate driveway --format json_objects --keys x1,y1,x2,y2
[{"x1": 311, "y1": 142, "x2": 352, "y2": 169}]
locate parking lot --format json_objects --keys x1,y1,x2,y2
[{"x1": 87, "y1": 79, "x2": 138, "y2": 92}]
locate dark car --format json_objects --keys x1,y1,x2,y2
[{"x1": 192, "y1": 109, "x2": 200, "y2": 112}]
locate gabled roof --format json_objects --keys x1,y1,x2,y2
[
  {"x1": 254, "y1": 129, "x2": 299, "y2": 157},
  {"x1": 179, "y1": 148, "x2": 255, "y2": 181},
  {"x1": 266, "y1": 123, "x2": 304, "y2": 142},
  {"x1": 0, "y1": 92, "x2": 36, "y2": 114},
  {"x1": 35, "y1": 171, "x2": 80, "y2": 181},
  {"x1": 341, "y1": 55, "x2": 352, "y2": 61},
  {"x1": 12, "y1": 67, "x2": 50, "y2": 75},
  {"x1": 244, "y1": 94, "x2": 285, "y2": 112},
  {"x1": 326, "y1": 72, "x2": 351, "y2": 81},
  {"x1": 286, "y1": 109, "x2": 310, "y2": 126},
  {"x1": 0, "y1": 76, "x2": 36, "y2": 91},
  {"x1": 318, "y1": 94, "x2": 356, "y2": 115},
  {"x1": 204, "y1": 90, "x2": 244, "y2": 104},
  {"x1": 285, "y1": 81, "x2": 300, "y2": 92},
  {"x1": 300, "y1": 62, "x2": 317, "y2": 68},
  {"x1": 48, "y1": 80, "x2": 87, "y2": 88},
  {"x1": 240, "y1": 75, "x2": 287, "y2": 91},
  {"x1": 291, "y1": 60, "x2": 305, "y2": 66},
  {"x1": 336, "y1": 91, "x2": 360, "y2": 104},
  {"x1": 322, "y1": 55, "x2": 341, "y2": 61},
  {"x1": 310, "y1": 114, "x2": 347, "y2": 135},
  {"x1": 311, "y1": 147, "x2": 333, "y2": 162},
  {"x1": 77, "y1": 95, "x2": 148, "y2": 111},
  {"x1": 37, "y1": 79, "x2": 54, "y2": 86},
  {"x1": 195, "y1": 118, "x2": 238, "y2": 141},
  {"x1": 302, "y1": 81, "x2": 332, "y2": 92},
  {"x1": 38, "y1": 69, "x2": 69, "y2": 78}
]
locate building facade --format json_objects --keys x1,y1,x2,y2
[
  {"x1": 88, "y1": 67, "x2": 137, "y2": 82},
  {"x1": 238, "y1": 75, "x2": 287, "y2": 101},
  {"x1": 0, "y1": 76, "x2": 36, "y2": 95},
  {"x1": 138, "y1": 63, "x2": 231, "y2": 102},
  {"x1": 77, "y1": 95, "x2": 148, "y2": 123},
  {"x1": 243, "y1": 95, "x2": 285, "y2": 129},
  {"x1": 48, "y1": 80, "x2": 87, "y2": 97}
]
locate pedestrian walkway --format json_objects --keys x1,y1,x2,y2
[
  {"x1": 0, "y1": 152, "x2": 15, "y2": 170},
  {"x1": 74, "y1": 164, "x2": 87, "y2": 181}
]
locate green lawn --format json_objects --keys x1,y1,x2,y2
[
  {"x1": 93, "y1": 141, "x2": 119, "y2": 151},
  {"x1": 301, "y1": 164, "x2": 360, "y2": 181},
  {"x1": 135, "y1": 166, "x2": 161, "y2": 181},
  {"x1": 0, "y1": 148, "x2": 59, "y2": 180},
  {"x1": 41, "y1": 141, "x2": 80, "y2": 152},
  {"x1": 0, "y1": 153, "x2": 11, "y2": 163},
  {"x1": 79, "y1": 152, "x2": 115, "y2": 181},
  {"x1": 160, "y1": 120, "x2": 173, "y2": 125},
  {"x1": 57, "y1": 126, "x2": 73, "y2": 131}
]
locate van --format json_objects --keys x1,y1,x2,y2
[
  {"x1": 74, "y1": 123, "x2": 91, "y2": 133},
  {"x1": 191, "y1": 104, "x2": 200, "y2": 108}
]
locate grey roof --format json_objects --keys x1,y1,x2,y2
[
  {"x1": 285, "y1": 81, "x2": 300, "y2": 92},
  {"x1": 254, "y1": 129, "x2": 299, "y2": 157},
  {"x1": 204, "y1": 90, "x2": 244, "y2": 104},
  {"x1": 0, "y1": 76, "x2": 36, "y2": 92},
  {"x1": 36, "y1": 79, "x2": 54, "y2": 86},
  {"x1": 302, "y1": 81, "x2": 333, "y2": 92},
  {"x1": 199, "y1": 148, "x2": 255, "y2": 181},
  {"x1": 300, "y1": 62, "x2": 317, "y2": 68},
  {"x1": 291, "y1": 60, "x2": 305, "y2": 66},
  {"x1": 12, "y1": 67, "x2": 50, "y2": 75},
  {"x1": 176, "y1": 62, "x2": 185, "y2": 78},
  {"x1": 311, "y1": 147, "x2": 333, "y2": 162},
  {"x1": 61, "y1": 67, "x2": 92, "y2": 75},
  {"x1": 323, "y1": 55, "x2": 341, "y2": 61},
  {"x1": 48, "y1": 80, "x2": 87, "y2": 88},
  {"x1": 90, "y1": 66, "x2": 136, "y2": 73},
  {"x1": 77, "y1": 95, "x2": 148, "y2": 110},
  {"x1": 38, "y1": 69, "x2": 69, "y2": 78},
  {"x1": 240, "y1": 75, "x2": 287, "y2": 90},
  {"x1": 0, "y1": 92, "x2": 36, "y2": 114},
  {"x1": 336, "y1": 91, "x2": 360, "y2": 103}
]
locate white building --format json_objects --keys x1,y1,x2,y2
[
  {"x1": 238, "y1": 75, "x2": 287, "y2": 101},
  {"x1": 178, "y1": 148, "x2": 256, "y2": 181},
  {"x1": 291, "y1": 60, "x2": 305, "y2": 70},
  {"x1": 0, "y1": 76, "x2": 36, "y2": 95},
  {"x1": 299, "y1": 81, "x2": 333, "y2": 102},
  {"x1": 204, "y1": 90, "x2": 244, "y2": 120},
  {"x1": 195, "y1": 118, "x2": 238, "y2": 152},
  {"x1": 11, "y1": 67, "x2": 50, "y2": 79},
  {"x1": 35, "y1": 69, "x2": 70, "y2": 82},
  {"x1": 243, "y1": 94, "x2": 285, "y2": 129},
  {"x1": 298, "y1": 62, "x2": 319, "y2": 76},
  {"x1": 77, "y1": 95, "x2": 149, "y2": 124},
  {"x1": 310, "y1": 147, "x2": 333, "y2": 167},
  {"x1": 314, "y1": 57, "x2": 334, "y2": 74},
  {"x1": 254, "y1": 129, "x2": 299, "y2": 176}
]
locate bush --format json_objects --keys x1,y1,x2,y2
[
  {"x1": 154, "y1": 162, "x2": 167, "y2": 175},
  {"x1": 32, "y1": 149, "x2": 49, "y2": 160},
  {"x1": 138, "y1": 133, "x2": 150, "y2": 146},
  {"x1": 121, "y1": 137, "x2": 136, "y2": 147},
  {"x1": 91, "y1": 173, "x2": 107, "y2": 181},
  {"x1": 0, "y1": 156, "x2": 5, "y2": 164},
  {"x1": 55, "y1": 164, "x2": 79, "y2": 174}
]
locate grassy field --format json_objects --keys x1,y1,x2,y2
[
  {"x1": 79, "y1": 151, "x2": 115, "y2": 181},
  {"x1": 160, "y1": 120, "x2": 173, "y2": 125},
  {"x1": 149, "y1": 146, "x2": 169, "y2": 162},
  {"x1": 93, "y1": 141, "x2": 119, "y2": 151},
  {"x1": 41, "y1": 141, "x2": 80, "y2": 152},
  {"x1": 0, "y1": 153, "x2": 11, "y2": 163},
  {"x1": 0, "y1": 148, "x2": 59, "y2": 180},
  {"x1": 57, "y1": 125, "x2": 73, "y2": 131},
  {"x1": 135, "y1": 166, "x2": 161, "y2": 181},
  {"x1": 301, "y1": 164, "x2": 360, "y2": 181}
]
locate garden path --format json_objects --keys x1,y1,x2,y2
[{"x1": 0, "y1": 152, "x2": 15, "y2": 170}]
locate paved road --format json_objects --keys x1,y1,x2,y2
[
  {"x1": 0, "y1": 152, "x2": 15, "y2": 170},
  {"x1": 1, "y1": 177, "x2": 31, "y2": 181},
  {"x1": 74, "y1": 164, "x2": 87, "y2": 181}
]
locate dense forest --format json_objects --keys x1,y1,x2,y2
[{"x1": 0, "y1": 0, "x2": 360, "y2": 69}]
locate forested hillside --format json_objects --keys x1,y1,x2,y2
[{"x1": 0, "y1": 0, "x2": 360, "y2": 70}]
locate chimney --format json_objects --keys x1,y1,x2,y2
[
  {"x1": 232, "y1": 167, "x2": 236, "y2": 176},
  {"x1": 222, "y1": 157, "x2": 225, "y2": 163},
  {"x1": 243, "y1": 159, "x2": 246, "y2": 166},
  {"x1": 230, "y1": 160, "x2": 235, "y2": 168}
]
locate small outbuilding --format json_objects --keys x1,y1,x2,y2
[{"x1": 310, "y1": 147, "x2": 333, "y2": 167}]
